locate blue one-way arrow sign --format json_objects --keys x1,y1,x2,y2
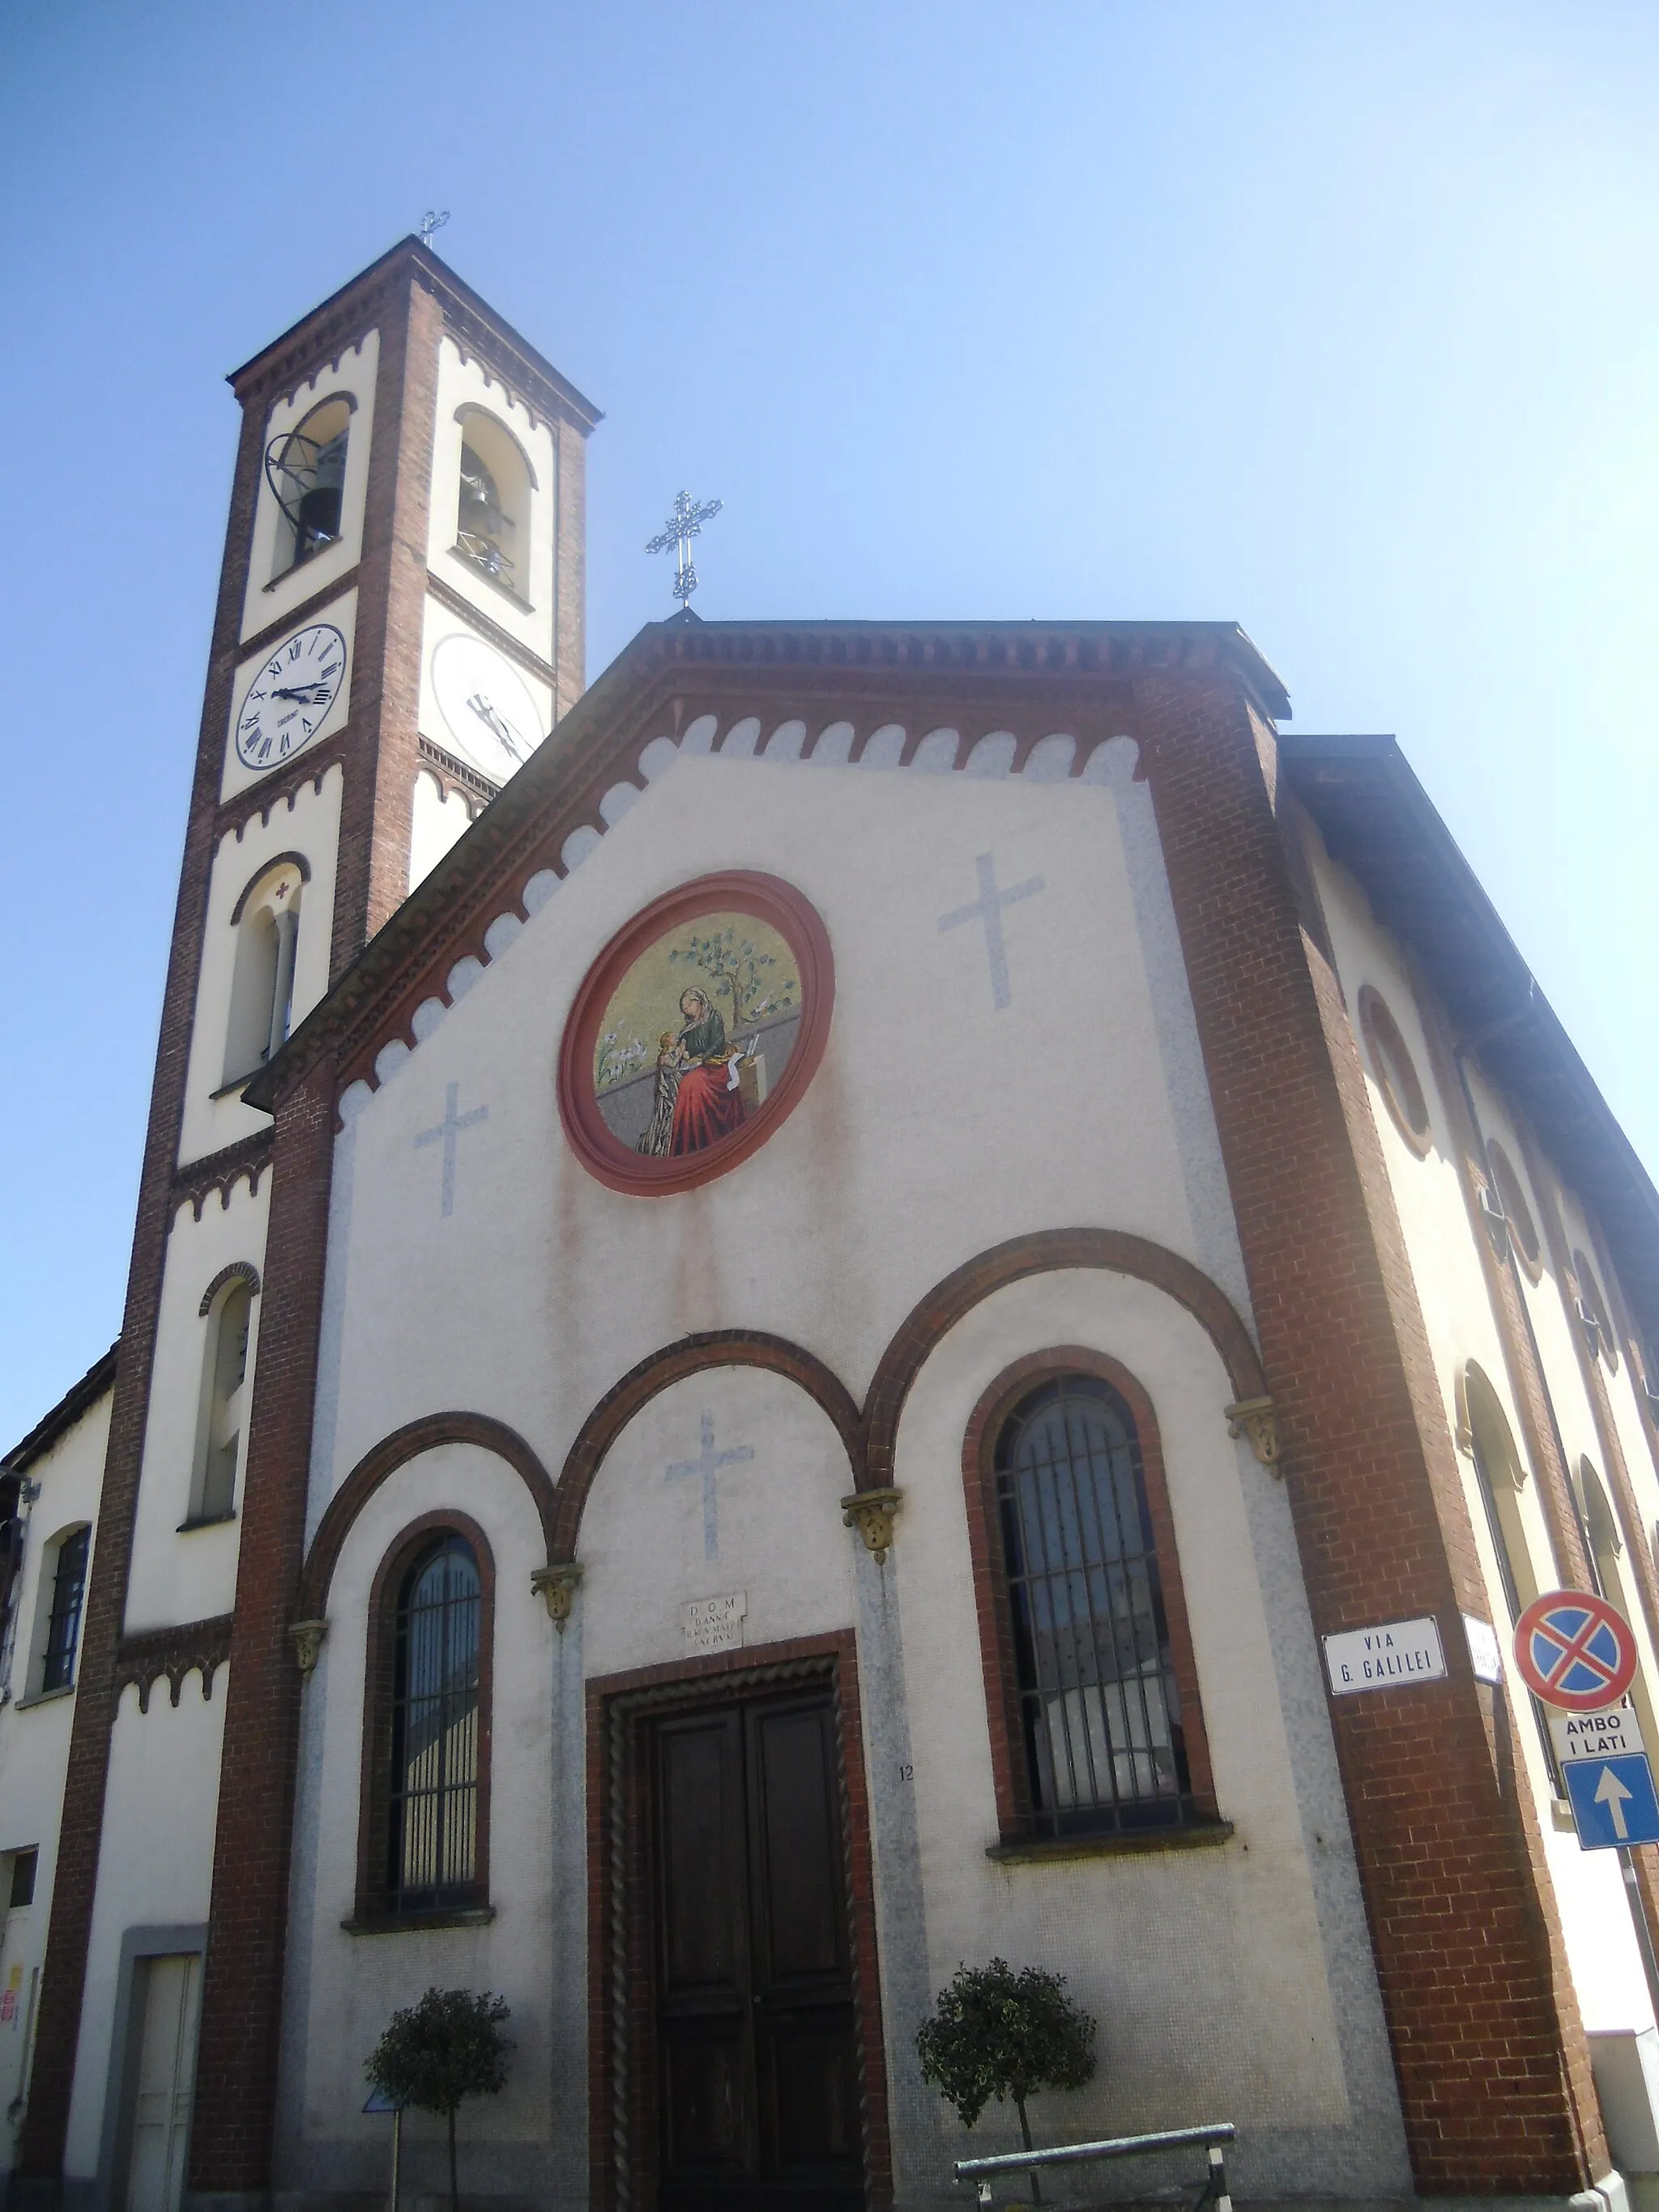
[{"x1": 1563, "y1": 1753, "x2": 1659, "y2": 1849}]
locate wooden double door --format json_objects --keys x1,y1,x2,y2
[{"x1": 647, "y1": 1689, "x2": 863, "y2": 2212}]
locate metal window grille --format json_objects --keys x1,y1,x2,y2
[
  {"x1": 41, "y1": 1527, "x2": 90, "y2": 1694},
  {"x1": 996, "y1": 1379, "x2": 1191, "y2": 1836},
  {"x1": 387, "y1": 1535, "x2": 481, "y2": 1911}
]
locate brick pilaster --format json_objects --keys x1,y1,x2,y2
[
  {"x1": 1140, "y1": 679, "x2": 1606, "y2": 2193},
  {"x1": 186, "y1": 1060, "x2": 337, "y2": 2194}
]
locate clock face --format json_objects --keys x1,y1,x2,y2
[
  {"x1": 430, "y1": 632, "x2": 544, "y2": 785},
  {"x1": 235, "y1": 623, "x2": 348, "y2": 771}
]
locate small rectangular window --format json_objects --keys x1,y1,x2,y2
[
  {"x1": 9, "y1": 1848, "x2": 38, "y2": 1908},
  {"x1": 41, "y1": 1528, "x2": 90, "y2": 1694}
]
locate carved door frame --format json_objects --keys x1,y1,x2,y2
[{"x1": 586, "y1": 1630, "x2": 893, "y2": 2212}]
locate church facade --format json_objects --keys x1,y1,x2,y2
[{"x1": 6, "y1": 239, "x2": 1659, "y2": 2212}]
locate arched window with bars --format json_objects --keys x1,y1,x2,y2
[
  {"x1": 965, "y1": 1356, "x2": 1217, "y2": 1846},
  {"x1": 360, "y1": 1521, "x2": 492, "y2": 1921}
]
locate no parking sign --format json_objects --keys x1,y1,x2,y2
[{"x1": 1512, "y1": 1590, "x2": 1638, "y2": 1712}]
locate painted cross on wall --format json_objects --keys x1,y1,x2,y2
[
  {"x1": 414, "y1": 1082, "x2": 488, "y2": 1217},
  {"x1": 666, "y1": 1413, "x2": 754, "y2": 1560},
  {"x1": 938, "y1": 851, "x2": 1046, "y2": 1010}
]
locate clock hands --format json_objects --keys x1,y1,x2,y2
[
  {"x1": 271, "y1": 682, "x2": 334, "y2": 705},
  {"x1": 466, "y1": 689, "x2": 526, "y2": 762}
]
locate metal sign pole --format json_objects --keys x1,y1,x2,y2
[
  {"x1": 390, "y1": 2105, "x2": 401, "y2": 2212},
  {"x1": 1618, "y1": 1848, "x2": 1659, "y2": 2029}
]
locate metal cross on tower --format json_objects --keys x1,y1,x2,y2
[
  {"x1": 646, "y1": 491, "x2": 723, "y2": 608},
  {"x1": 418, "y1": 210, "x2": 450, "y2": 247}
]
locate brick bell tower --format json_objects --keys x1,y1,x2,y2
[{"x1": 16, "y1": 240, "x2": 599, "y2": 2204}]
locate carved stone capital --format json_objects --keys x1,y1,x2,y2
[
  {"x1": 290, "y1": 1618, "x2": 329, "y2": 1677},
  {"x1": 841, "y1": 1487, "x2": 903, "y2": 1566},
  {"x1": 531, "y1": 1561, "x2": 582, "y2": 1630},
  {"x1": 1225, "y1": 1397, "x2": 1280, "y2": 1472}
]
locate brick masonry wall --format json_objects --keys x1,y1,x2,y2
[{"x1": 1137, "y1": 676, "x2": 1607, "y2": 2193}]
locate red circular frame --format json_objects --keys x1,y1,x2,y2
[
  {"x1": 557, "y1": 871, "x2": 834, "y2": 1198},
  {"x1": 1512, "y1": 1589, "x2": 1638, "y2": 1712}
]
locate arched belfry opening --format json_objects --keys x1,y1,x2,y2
[
  {"x1": 265, "y1": 395, "x2": 352, "y2": 578},
  {"x1": 223, "y1": 858, "x2": 306, "y2": 1086},
  {"x1": 454, "y1": 407, "x2": 533, "y2": 597}
]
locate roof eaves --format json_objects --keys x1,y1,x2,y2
[
  {"x1": 4, "y1": 1341, "x2": 119, "y2": 1475},
  {"x1": 1281, "y1": 733, "x2": 1659, "y2": 1345},
  {"x1": 227, "y1": 237, "x2": 603, "y2": 429}
]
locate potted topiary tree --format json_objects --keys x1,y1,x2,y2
[
  {"x1": 916, "y1": 1958, "x2": 1097, "y2": 2201},
  {"x1": 365, "y1": 1987, "x2": 513, "y2": 2212}
]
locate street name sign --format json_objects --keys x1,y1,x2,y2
[{"x1": 1323, "y1": 1616, "x2": 1448, "y2": 1697}]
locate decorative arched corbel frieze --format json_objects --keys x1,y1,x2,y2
[{"x1": 115, "y1": 1616, "x2": 233, "y2": 1713}]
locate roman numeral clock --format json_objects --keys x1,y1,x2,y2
[{"x1": 235, "y1": 622, "x2": 348, "y2": 769}]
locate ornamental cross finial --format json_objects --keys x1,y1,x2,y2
[
  {"x1": 419, "y1": 210, "x2": 450, "y2": 247},
  {"x1": 646, "y1": 491, "x2": 723, "y2": 608}
]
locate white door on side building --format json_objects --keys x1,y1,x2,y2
[{"x1": 126, "y1": 1954, "x2": 200, "y2": 2212}]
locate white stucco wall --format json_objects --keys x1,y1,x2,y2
[
  {"x1": 63, "y1": 1682, "x2": 226, "y2": 2186},
  {"x1": 884, "y1": 1267, "x2": 1403, "y2": 2180},
  {"x1": 283, "y1": 735, "x2": 1409, "y2": 2198},
  {"x1": 239, "y1": 333, "x2": 378, "y2": 646},
  {"x1": 279, "y1": 1442, "x2": 562, "y2": 2200},
  {"x1": 0, "y1": 1385, "x2": 110, "y2": 2183},
  {"x1": 409, "y1": 767, "x2": 478, "y2": 893},
  {"x1": 178, "y1": 762, "x2": 343, "y2": 1165},
  {"x1": 125, "y1": 1177, "x2": 269, "y2": 1633},
  {"x1": 1304, "y1": 812, "x2": 1658, "y2": 2037},
  {"x1": 311, "y1": 742, "x2": 1252, "y2": 1502}
]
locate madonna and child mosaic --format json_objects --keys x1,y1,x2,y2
[{"x1": 591, "y1": 912, "x2": 804, "y2": 1159}]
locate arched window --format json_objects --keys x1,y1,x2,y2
[
  {"x1": 265, "y1": 395, "x2": 352, "y2": 579},
  {"x1": 1575, "y1": 1458, "x2": 1647, "y2": 1670},
  {"x1": 1487, "y1": 1142, "x2": 1542, "y2": 1281},
  {"x1": 1573, "y1": 1249, "x2": 1619, "y2": 1373},
  {"x1": 1462, "y1": 1366, "x2": 1540, "y2": 1625},
  {"x1": 1358, "y1": 984, "x2": 1433, "y2": 1156},
  {"x1": 223, "y1": 859, "x2": 305, "y2": 1087},
  {"x1": 37, "y1": 1525, "x2": 90, "y2": 1694},
  {"x1": 453, "y1": 410, "x2": 532, "y2": 599},
  {"x1": 382, "y1": 1531, "x2": 485, "y2": 1916},
  {"x1": 1461, "y1": 1362, "x2": 1560, "y2": 1777},
  {"x1": 983, "y1": 1370, "x2": 1197, "y2": 1839},
  {"x1": 189, "y1": 1272, "x2": 256, "y2": 1525}
]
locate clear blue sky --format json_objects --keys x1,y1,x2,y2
[{"x1": 4, "y1": 2, "x2": 1657, "y2": 1443}]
